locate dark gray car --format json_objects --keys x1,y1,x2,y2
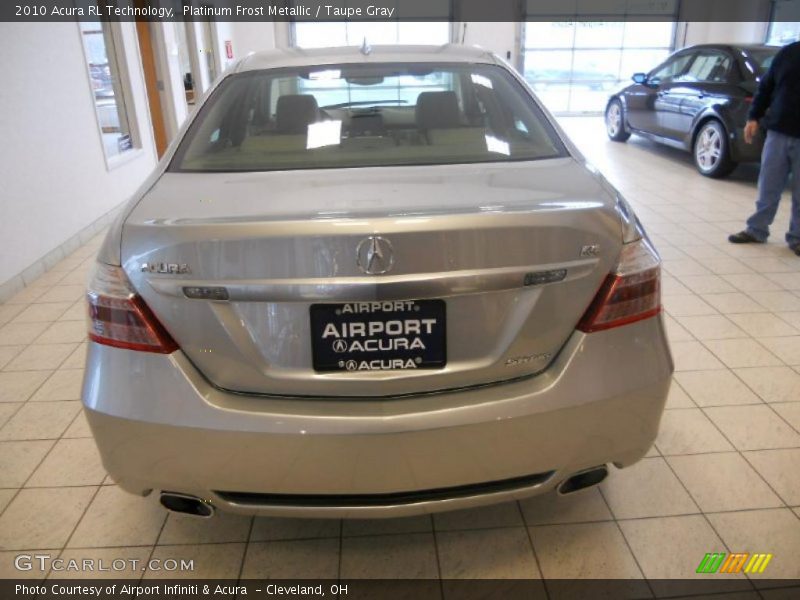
[{"x1": 605, "y1": 44, "x2": 779, "y2": 177}]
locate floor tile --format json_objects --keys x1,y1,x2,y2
[
  {"x1": 0, "y1": 440, "x2": 54, "y2": 487},
  {"x1": 0, "y1": 304, "x2": 26, "y2": 326},
  {"x1": 159, "y1": 511, "x2": 252, "y2": 545},
  {"x1": 734, "y1": 367, "x2": 800, "y2": 403},
  {"x1": 771, "y1": 403, "x2": 800, "y2": 433},
  {"x1": 704, "y1": 405, "x2": 800, "y2": 451},
  {"x1": 619, "y1": 515, "x2": 749, "y2": 597},
  {"x1": 529, "y1": 521, "x2": 644, "y2": 580},
  {"x1": 758, "y1": 337, "x2": 800, "y2": 366},
  {"x1": 674, "y1": 370, "x2": 761, "y2": 407},
  {"x1": 34, "y1": 286, "x2": 85, "y2": 305},
  {"x1": 728, "y1": 313, "x2": 800, "y2": 338},
  {"x1": 433, "y1": 501, "x2": 522, "y2": 531},
  {"x1": 58, "y1": 300, "x2": 86, "y2": 322},
  {"x1": 667, "y1": 453, "x2": 783, "y2": 512},
  {"x1": 0, "y1": 490, "x2": 16, "y2": 512},
  {"x1": 0, "y1": 371, "x2": 51, "y2": 403},
  {"x1": 62, "y1": 410, "x2": 92, "y2": 438},
  {"x1": 60, "y1": 343, "x2": 87, "y2": 370},
  {"x1": 664, "y1": 381, "x2": 695, "y2": 408},
  {"x1": 145, "y1": 543, "x2": 245, "y2": 579},
  {"x1": 664, "y1": 295, "x2": 718, "y2": 317},
  {"x1": 744, "y1": 449, "x2": 800, "y2": 506},
  {"x1": 707, "y1": 509, "x2": 800, "y2": 582},
  {"x1": 676, "y1": 274, "x2": 737, "y2": 295},
  {"x1": 670, "y1": 341, "x2": 726, "y2": 371},
  {"x1": 10, "y1": 303, "x2": 72, "y2": 323},
  {"x1": 0, "y1": 322, "x2": 49, "y2": 346},
  {"x1": 702, "y1": 339, "x2": 782, "y2": 369},
  {"x1": 34, "y1": 321, "x2": 86, "y2": 345},
  {"x1": 242, "y1": 539, "x2": 339, "y2": 579},
  {"x1": 68, "y1": 486, "x2": 165, "y2": 548},
  {"x1": 655, "y1": 409, "x2": 734, "y2": 455},
  {"x1": 341, "y1": 533, "x2": 438, "y2": 579},
  {"x1": 748, "y1": 291, "x2": 800, "y2": 312},
  {"x1": 663, "y1": 315, "x2": 694, "y2": 342},
  {"x1": 3, "y1": 343, "x2": 77, "y2": 372},
  {"x1": 437, "y1": 528, "x2": 540, "y2": 578},
  {"x1": 29, "y1": 369, "x2": 84, "y2": 402},
  {"x1": 26, "y1": 438, "x2": 106, "y2": 487},
  {"x1": 0, "y1": 403, "x2": 20, "y2": 429},
  {"x1": 520, "y1": 488, "x2": 612, "y2": 525},
  {"x1": 600, "y1": 458, "x2": 698, "y2": 519},
  {"x1": 251, "y1": 517, "x2": 340, "y2": 541},
  {"x1": 342, "y1": 515, "x2": 429, "y2": 537},
  {"x1": 722, "y1": 273, "x2": 782, "y2": 293},
  {"x1": 674, "y1": 315, "x2": 747, "y2": 340},
  {"x1": 0, "y1": 346, "x2": 25, "y2": 370},
  {"x1": 0, "y1": 487, "x2": 95, "y2": 550},
  {"x1": 0, "y1": 401, "x2": 81, "y2": 441},
  {"x1": 7, "y1": 287, "x2": 47, "y2": 304},
  {"x1": 701, "y1": 293, "x2": 766, "y2": 314}
]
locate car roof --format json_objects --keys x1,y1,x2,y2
[
  {"x1": 679, "y1": 43, "x2": 780, "y2": 53},
  {"x1": 237, "y1": 44, "x2": 499, "y2": 72}
]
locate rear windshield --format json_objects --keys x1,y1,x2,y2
[{"x1": 170, "y1": 62, "x2": 566, "y2": 172}]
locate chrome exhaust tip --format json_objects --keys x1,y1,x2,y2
[
  {"x1": 557, "y1": 465, "x2": 609, "y2": 495},
  {"x1": 159, "y1": 492, "x2": 215, "y2": 518}
]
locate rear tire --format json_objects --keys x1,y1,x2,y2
[
  {"x1": 693, "y1": 120, "x2": 737, "y2": 178},
  {"x1": 605, "y1": 99, "x2": 630, "y2": 142}
]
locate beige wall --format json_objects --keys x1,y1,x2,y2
[{"x1": 0, "y1": 22, "x2": 158, "y2": 295}]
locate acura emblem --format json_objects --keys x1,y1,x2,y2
[{"x1": 356, "y1": 236, "x2": 394, "y2": 275}]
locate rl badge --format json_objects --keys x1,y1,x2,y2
[{"x1": 309, "y1": 300, "x2": 447, "y2": 372}]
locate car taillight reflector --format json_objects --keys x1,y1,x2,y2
[
  {"x1": 86, "y1": 263, "x2": 178, "y2": 353},
  {"x1": 577, "y1": 239, "x2": 662, "y2": 333}
]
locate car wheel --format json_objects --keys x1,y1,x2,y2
[
  {"x1": 693, "y1": 120, "x2": 737, "y2": 178},
  {"x1": 605, "y1": 100, "x2": 630, "y2": 142}
]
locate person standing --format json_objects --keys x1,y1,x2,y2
[{"x1": 728, "y1": 40, "x2": 800, "y2": 255}]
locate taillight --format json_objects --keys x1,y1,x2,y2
[
  {"x1": 744, "y1": 95, "x2": 754, "y2": 104},
  {"x1": 86, "y1": 263, "x2": 178, "y2": 353},
  {"x1": 577, "y1": 238, "x2": 662, "y2": 333}
]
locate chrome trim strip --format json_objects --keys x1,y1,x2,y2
[{"x1": 147, "y1": 259, "x2": 598, "y2": 302}]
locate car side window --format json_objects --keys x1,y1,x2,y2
[
  {"x1": 678, "y1": 52, "x2": 733, "y2": 83},
  {"x1": 649, "y1": 53, "x2": 694, "y2": 84}
]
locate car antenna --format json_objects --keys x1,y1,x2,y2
[{"x1": 360, "y1": 37, "x2": 371, "y2": 56}]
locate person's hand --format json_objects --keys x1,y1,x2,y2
[{"x1": 744, "y1": 120, "x2": 759, "y2": 144}]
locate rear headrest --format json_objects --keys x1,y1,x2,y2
[
  {"x1": 275, "y1": 94, "x2": 319, "y2": 134},
  {"x1": 415, "y1": 91, "x2": 461, "y2": 130}
]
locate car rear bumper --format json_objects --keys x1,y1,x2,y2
[{"x1": 82, "y1": 316, "x2": 673, "y2": 518}]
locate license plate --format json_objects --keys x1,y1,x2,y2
[{"x1": 310, "y1": 300, "x2": 446, "y2": 372}]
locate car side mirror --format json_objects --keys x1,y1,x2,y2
[{"x1": 632, "y1": 73, "x2": 648, "y2": 84}]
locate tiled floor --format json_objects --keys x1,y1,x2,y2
[{"x1": 1, "y1": 117, "x2": 799, "y2": 592}]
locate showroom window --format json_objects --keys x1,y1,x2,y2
[
  {"x1": 291, "y1": 0, "x2": 451, "y2": 48},
  {"x1": 79, "y1": 20, "x2": 137, "y2": 161},
  {"x1": 766, "y1": 0, "x2": 800, "y2": 45},
  {"x1": 523, "y1": 2, "x2": 677, "y2": 114}
]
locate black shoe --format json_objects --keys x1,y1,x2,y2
[
  {"x1": 728, "y1": 231, "x2": 764, "y2": 244},
  {"x1": 790, "y1": 243, "x2": 800, "y2": 256}
]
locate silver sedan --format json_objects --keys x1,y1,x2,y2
[{"x1": 82, "y1": 45, "x2": 672, "y2": 519}]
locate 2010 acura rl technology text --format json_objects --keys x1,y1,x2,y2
[{"x1": 82, "y1": 45, "x2": 673, "y2": 519}]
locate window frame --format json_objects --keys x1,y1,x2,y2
[
  {"x1": 77, "y1": 19, "x2": 142, "y2": 170},
  {"x1": 765, "y1": 0, "x2": 800, "y2": 45},
  {"x1": 520, "y1": 18, "x2": 678, "y2": 115}
]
